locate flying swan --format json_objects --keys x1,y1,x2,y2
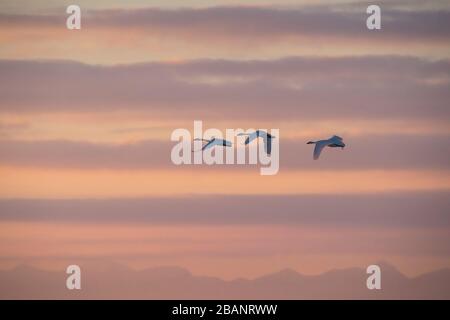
[
  {"x1": 307, "y1": 135, "x2": 346, "y2": 160},
  {"x1": 192, "y1": 137, "x2": 232, "y2": 152},
  {"x1": 237, "y1": 130, "x2": 276, "y2": 155}
]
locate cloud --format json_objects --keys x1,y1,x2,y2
[
  {"x1": 0, "y1": 192, "x2": 448, "y2": 228},
  {"x1": 1, "y1": 6, "x2": 449, "y2": 62},
  {"x1": 0, "y1": 56, "x2": 449, "y2": 120},
  {"x1": 0, "y1": 134, "x2": 449, "y2": 170},
  {"x1": 0, "y1": 139, "x2": 170, "y2": 169},
  {"x1": 2, "y1": 6, "x2": 450, "y2": 40}
]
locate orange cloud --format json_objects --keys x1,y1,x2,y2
[
  {"x1": 1, "y1": 7, "x2": 450, "y2": 63},
  {"x1": 0, "y1": 166, "x2": 449, "y2": 198}
]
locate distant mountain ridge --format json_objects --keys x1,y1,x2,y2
[{"x1": 0, "y1": 262, "x2": 449, "y2": 299}]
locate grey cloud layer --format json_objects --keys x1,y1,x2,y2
[
  {"x1": 0, "y1": 135, "x2": 449, "y2": 170},
  {"x1": 0, "y1": 192, "x2": 448, "y2": 228},
  {"x1": 92, "y1": 7, "x2": 450, "y2": 39},
  {"x1": 0, "y1": 56, "x2": 449, "y2": 120},
  {"x1": 2, "y1": 6, "x2": 450, "y2": 40}
]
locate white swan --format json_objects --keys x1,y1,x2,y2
[
  {"x1": 192, "y1": 137, "x2": 232, "y2": 152},
  {"x1": 237, "y1": 130, "x2": 276, "y2": 155},
  {"x1": 307, "y1": 135, "x2": 346, "y2": 160}
]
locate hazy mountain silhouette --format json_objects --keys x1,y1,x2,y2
[{"x1": 0, "y1": 261, "x2": 449, "y2": 299}]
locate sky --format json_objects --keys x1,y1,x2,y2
[{"x1": 0, "y1": 0, "x2": 449, "y2": 282}]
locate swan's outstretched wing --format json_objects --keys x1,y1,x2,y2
[
  {"x1": 313, "y1": 141, "x2": 327, "y2": 160},
  {"x1": 192, "y1": 138, "x2": 211, "y2": 152},
  {"x1": 244, "y1": 132, "x2": 258, "y2": 145},
  {"x1": 202, "y1": 139, "x2": 217, "y2": 151}
]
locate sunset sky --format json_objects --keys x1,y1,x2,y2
[{"x1": 0, "y1": 0, "x2": 449, "y2": 281}]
